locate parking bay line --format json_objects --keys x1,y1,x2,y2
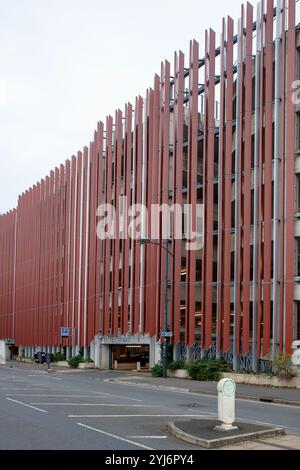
[
  {"x1": 5, "y1": 393, "x2": 143, "y2": 403},
  {"x1": 68, "y1": 413, "x2": 214, "y2": 418},
  {"x1": 30, "y1": 403, "x2": 164, "y2": 407},
  {"x1": 6, "y1": 394, "x2": 111, "y2": 398},
  {"x1": 89, "y1": 392, "x2": 142, "y2": 402},
  {"x1": 77, "y1": 423, "x2": 153, "y2": 450},
  {"x1": 6, "y1": 397, "x2": 47, "y2": 413}
]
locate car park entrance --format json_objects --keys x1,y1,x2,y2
[{"x1": 111, "y1": 344, "x2": 149, "y2": 370}]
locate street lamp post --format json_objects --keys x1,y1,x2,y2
[{"x1": 139, "y1": 238, "x2": 173, "y2": 379}]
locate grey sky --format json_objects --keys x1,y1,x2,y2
[{"x1": 0, "y1": 0, "x2": 250, "y2": 213}]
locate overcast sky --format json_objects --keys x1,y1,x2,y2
[{"x1": 0, "y1": 0, "x2": 250, "y2": 213}]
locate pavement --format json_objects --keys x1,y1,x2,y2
[
  {"x1": 0, "y1": 361, "x2": 300, "y2": 450},
  {"x1": 107, "y1": 370, "x2": 300, "y2": 407}
]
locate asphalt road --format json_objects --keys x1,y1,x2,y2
[{"x1": 0, "y1": 365, "x2": 300, "y2": 450}]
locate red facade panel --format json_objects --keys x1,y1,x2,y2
[{"x1": 186, "y1": 41, "x2": 199, "y2": 347}]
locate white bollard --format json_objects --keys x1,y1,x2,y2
[
  {"x1": 137, "y1": 361, "x2": 141, "y2": 372},
  {"x1": 114, "y1": 360, "x2": 118, "y2": 370},
  {"x1": 214, "y1": 378, "x2": 238, "y2": 432}
]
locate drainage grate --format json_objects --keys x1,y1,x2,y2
[{"x1": 259, "y1": 397, "x2": 275, "y2": 403}]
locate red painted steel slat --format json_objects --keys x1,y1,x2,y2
[
  {"x1": 223, "y1": 17, "x2": 234, "y2": 352},
  {"x1": 262, "y1": 0, "x2": 274, "y2": 357},
  {"x1": 95, "y1": 122, "x2": 104, "y2": 336},
  {"x1": 121, "y1": 105, "x2": 132, "y2": 336},
  {"x1": 159, "y1": 62, "x2": 170, "y2": 336},
  {"x1": 153, "y1": 74, "x2": 161, "y2": 340},
  {"x1": 144, "y1": 90, "x2": 153, "y2": 335},
  {"x1": 112, "y1": 110, "x2": 123, "y2": 336},
  {"x1": 217, "y1": 20, "x2": 226, "y2": 354},
  {"x1": 103, "y1": 117, "x2": 113, "y2": 336},
  {"x1": 204, "y1": 31, "x2": 215, "y2": 350},
  {"x1": 74, "y1": 154, "x2": 82, "y2": 348},
  {"x1": 235, "y1": 8, "x2": 245, "y2": 357},
  {"x1": 172, "y1": 51, "x2": 185, "y2": 345},
  {"x1": 87, "y1": 140, "x2": 96, "y2": 344},
  {"x1": 279, "y1": 1, "x2": 286, "y2": 354},
  {"x1": 80, "y1": 148, "x2": 88, "y2": 347},
  {"x1": 285, "y1": 0, "x2": 296, "y2": 354},
  {"x1": 242, "y1": 2, "x2": 253, "y2": 355},
  {"x1": 63, "y1": 160, "x2": 71, "y2": 349},
  {"x1": 257, "y1": 0, "x2": 265, "y2": 360},
  {"x1": 185, "y1": 41, "x2": 199, "y2": 347},
  {"x1": 133, "y1": 97, "x2": 143, "y2": 334}
]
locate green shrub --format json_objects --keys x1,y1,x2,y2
[
  {"x1": 186, "y1": 359, "x2": 232, "y2": 382},
  {"x1": 53, "y1": 352, "x2": 66, "y2": 362},
  {"x1": 272, "y1": 354, "x2": 296, "y2": 379},
  {"x1": 151, "y1": 362, "x2": 163, "y2": 377},
  {"x1": 168, "y1": 360, "x2": 186, "y2": 371},
  {"x1": 80, "y1": 357, "x2": 94, "y2": 363},
  {"x1": 68, "y1": 355, "x2": 81, "y2": 369}
]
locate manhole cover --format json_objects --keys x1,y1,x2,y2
[{"x1": 179, "y1": 403, "x2": 203, "y2": 409}]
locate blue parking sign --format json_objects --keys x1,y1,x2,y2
[{"x1": 60, "y1": 327, "x2": 69, "y2": 337}]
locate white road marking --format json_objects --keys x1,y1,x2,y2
[
  {"x1": 127, "y1": 436, "x2": 167, "y2": 439},
  {"x1": 77, "y1": 423, "x2": 154, "y2": 450},
  {"x1": 6, "y1": 394, "x2": 105, "y2": 398},
  {"x1": 90, "y1": 391, "x2": 142, "y2": 402},
  {"x1": 30, "y1": 403, "x2": 163, "y2": 407},
  {"x1": 237, "y1": 398, "x2": 300, "y2": 410},
  {"x1": 237, "y1": 417, "x2": 299, "y2": 431},
  {"x1": 0, "y1": 387, "x2": 61, "y2": 390},
  {"x1": 6, "y1": 397, "x2": 47, "y2": 413},
  {"x1": 68, "y1": 413, "x2": 214, "y2": 418}
]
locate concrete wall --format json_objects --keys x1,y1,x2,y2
[
  {"x1": 0, "y1": 341, "x2": 9, "y2": 365},
  {"x1": 222, "y1": 372, "x2": 300, "y2": 389}
]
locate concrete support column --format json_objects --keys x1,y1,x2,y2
[
  {"x1": 173, "y1": 344, "x2": 181, "y2": 362},
  {"x1": 149, "y1": 337, "x2": 161, "y2": 368},
  {"x1": 83, "y1": 347, "x2": 88, "y2": 360},
  {"x1": 0, "y1": 341, "x2": 7, "y2": 365},
  {"x1": 90, "y1": 340, "x2": 95, "y2": 362},
  {"x1": 93, "y1": 339, "x2": 110, "y2": 370},
  {"x1": 200, "y1": 348, "x2": 207, "y2": 360}
]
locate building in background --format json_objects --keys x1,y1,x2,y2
[{"x1": 0, "y1": 0, "x2": 300, "y2": 372}]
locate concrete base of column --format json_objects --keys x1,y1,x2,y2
[
  {"x1": 83, "y1": 347, "x2": 88, "y2": 360},
  {"x1": 173, "y1": 344, "x2": 182, "y2": 362},
  {"x1": 0, "y1": 341, "x2": 8, "y2": 365},
  {"x1": 233, "y1": 355, "x2": 240, "y2": 372},
  {"x1": 201, "y1": 348, "x2": 207, "y2": 360},
  {"x1": 93, "y1": 337, "x2": 110, "y2": 369},
  {"x1": 149, "y1": 337, "x2": 161, "y2": 368},
  {"x1": 90, "y1": 340, "x2": 95, "y2": 362}
]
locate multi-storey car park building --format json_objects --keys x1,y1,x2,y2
[{"x1": 1, "y1": 0, "x2": 300, "y2": 372}]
